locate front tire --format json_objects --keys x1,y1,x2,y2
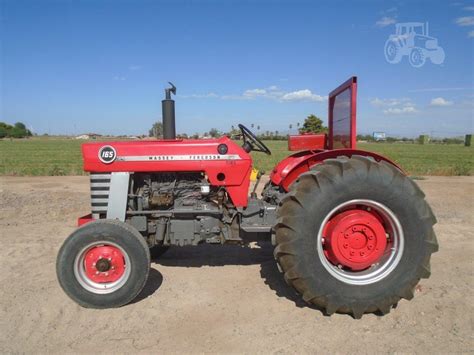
[
  {"x1": 56, "y1": 219, "x2": 150, "y2": 308},
  {"x1": 384, "y1": 39, "x2": 402, "y2": 64},
  {"x1": 274, "y1": 156, "x2": 438, "y2": 318}
]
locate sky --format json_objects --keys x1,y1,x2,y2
[{"x1": 0, "y1": 0, "x2": 473, "y2": 137}]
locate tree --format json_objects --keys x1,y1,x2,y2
[
  {"x1": 227, "y1": 126, "x2": 240, "y2": 138},
  {"x1": 10, "y1": 127, "x2": 25, "y2": 138},
  {"x1": 0, "y1": 121, "x2": 31, "y2": 138},
  {"x1": 299, "y1": 115, "x2": 327, "y2": 134},
  {"x1": 0, "y1": 126, "x2": 8, "y2": 138},
  {"x1": 209, "y1": 128, "x2": 220, "y2": 138},
  {"x1": 0, "y1": 122, "x2": 12, "y2": 138},
  {"x1": 149, "y1": 122, "x2": 163, "y2": 138},
  {"x1": 14, "y1": 122, "x2": 26, "y2": 130}
]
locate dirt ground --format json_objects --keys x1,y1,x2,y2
[{"x1": 0, "y1": 175, "x2": 473, "y2": 353}]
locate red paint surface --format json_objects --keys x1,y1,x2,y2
[
  {"x1": 323, "y1": 209, "x2": 387, "y2": 271},
  {"x1": 270, "y1": 148, "x2": 403, "y2": 191},
  {"x1": 82, "y1": 136, "x2": 252, "y2": 207},
  {"x1": 328, "y1": 76, "x2": 357, "y2": 150},
  {"x1": 78, "y1": 214, "x2": 94, "y2": 227},
  {"x1": 83, "y1": 245, "x2": 126, "y2": 283},
  {"x1": 270, "y1": 77, "x2": 401, "y2": 191},
  {"x1": 288, "y1": 134, "x2": 327, "y2": 151}
]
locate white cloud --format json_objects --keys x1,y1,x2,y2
[
  {"x1": 371, "y1": 97, "x2": 418, "y2": 114},
  {"x1": 280, "y1": 89, "x2": 327, "y2": 102},
  {"x1": 128, "y1": 65, "x2": 142, "y2": 71},
  {"x1": 383, "y1": 106, "x2": 418, "y2": 115},
  {"x1": 370, "y1": 98, "x2": 385, "y2": 106},
  {"x1": 370, "y1": 97, "x2": 412, "y2": 107},
  {"x1": 430, "y1": 97, "x2": 454, "y2": 106},
  {"x1": 464, "y1": 6, "x2": 474, "y2": 10},
  {"x1": 113, "y1": 76, "x2": 126, "y2": 81},
  {"x1": 468, "y1": 30, "x2": 474, "y2": 37},
  {"x1": 455, "y1": 16, "x2": 474, "y2": 26},
  {"x1": 183, "y1": 85, "x2": 326, "y2": 103},
  {"x1": 375, "y1": 16, "x2": 397, "y2": 27},
  {"x1": 230, "y1": 86, "x2": 283, "y2": 100},
  {"x1": 243, "y1": 88, "x2": 267, "y2": 98}
]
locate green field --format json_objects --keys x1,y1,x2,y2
[{"x1": 0, "y1": 137, "x2": 472, "y2": 176}]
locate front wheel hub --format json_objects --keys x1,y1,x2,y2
[
  {"x1": 83, "y1": 245, "x2": 126, "y2": 283},
  {"x1": 324, "y1": 210, "x2": 387, "y2": 270}
]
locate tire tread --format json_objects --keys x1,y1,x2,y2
[{"x1": 274, "y1": 155, "x2": 438, "y2": 317}]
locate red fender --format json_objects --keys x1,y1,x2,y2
[{"x1": 270, "y1": 149, "x2": 403, "y2": 192}]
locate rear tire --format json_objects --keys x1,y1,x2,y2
[
  {"x1": 274, "y1": 156, "x2": 438, "y2": 318},
  {"x1": 56, "y1": 219, "x2": 150, "y2": 308}
]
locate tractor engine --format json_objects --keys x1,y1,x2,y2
[
  {"x1": 126, "y1": 172, "x2": 231, "y2": 247},
  {"x1": 132, "y1": 172, "x2": 211, "y2": 210}
]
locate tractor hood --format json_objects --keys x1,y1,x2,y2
[{"x1": 82, "y1": 136, "x2": 253, "y2": 206}]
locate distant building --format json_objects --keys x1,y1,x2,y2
[
  {"x1": 373, "y1": 132, "x2": 386, "y2": 141},
  {"x1": 75, "y1": 133, "x2": 102, "y2": 140}
]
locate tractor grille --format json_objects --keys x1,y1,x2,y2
[{"x1": 90, "y1": 173, "x2": 111, "y2": 217}]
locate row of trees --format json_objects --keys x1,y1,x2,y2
[
  {"x1": 148, "y1": 115, "x2": 327, "y2": 139},
  {"x1": 0, "y1": 122, "x2": 32, "y2": 138},
  {"x1": 356, "y1": 134, "x2": 466, "y2": 144}
]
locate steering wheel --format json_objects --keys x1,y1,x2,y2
[{"x1": 238, "y1": 124, "x2": 271, "y2": 155}]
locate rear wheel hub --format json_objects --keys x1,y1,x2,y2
[{"x1": 324, "y1": 209, "x2": 387, "y2": 271}]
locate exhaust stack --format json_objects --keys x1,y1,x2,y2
[{"x1": 162, "y1": 82, "x2": 176, "y2": 139}]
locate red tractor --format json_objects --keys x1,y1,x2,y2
[{"x1": 56, "y1": 77, "x2": 438, "y2": 318}]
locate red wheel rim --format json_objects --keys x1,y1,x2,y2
[
  {"x1": 83, "y1": 245, "x2": 126, "y2": 283},
  {"x1": 323, "y1": 209, "x2": 388, "y2": 271},
  {"x1": 317, "y1": 199, "x2": 404, "y2": 285}
]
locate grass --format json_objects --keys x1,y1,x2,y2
[
  {"x1": 1, "y1": 137, "x2": 473, "y2": 176},
  {"x1": 0, "y1": 137, "x2": 85, "y2": 176},
  {"x1": 251, "y1": 140, "x2": 473, "y2": 176}
]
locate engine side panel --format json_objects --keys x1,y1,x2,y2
[
  {"x1": 82, "y1": 136, "x2": 252, "y2": 207},
  {"x1": 270, "y1": 149, "x2": 403, "y2": 191}
]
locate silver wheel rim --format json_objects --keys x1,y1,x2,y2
[
  {"x1": 317, "y1": 199, "x2": 404, "y2": 285},
  {"x1": 73, "y1": 241, "x2": 131, "y2": 294}
]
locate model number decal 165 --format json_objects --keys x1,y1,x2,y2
[{"x1": 98, "y1": 146, "x2": 117, "y2": 164}]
